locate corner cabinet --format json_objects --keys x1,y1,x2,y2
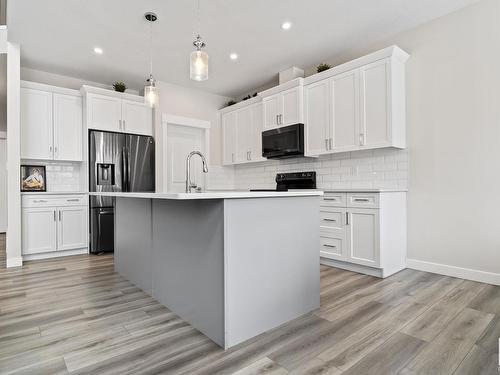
[
  {"x1": 305, "y1": 46, "x2": 409, "y2": 156},
  {"x1": 21, "y1": 83, "x2": 83, "y2": 161},
  {"x1": 320, "y1": 191, "x2": 406, "y2": 278},
  {"x1": 83, "y1": 86, "x2": 153, "y2": 136},
  {"x1": 221, "y1": 98, "x2": 266, "y2": 165},
  {"x1": 21, "y1": 194, "x2": 89, "y2": 260}
]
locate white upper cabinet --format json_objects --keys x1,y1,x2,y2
[
  {"x1": 221, "y1": 99, "x2": 266, "y2": 165},
  {"x1": 249, "y1": 103, "x2": 265, "y2": 162},
  {"x1": 304, "y1": 46, "x2": 409, "y2": 156},
  {"x1": 331, "y1": 70, "x2": 360, "y2": 151},
  {"x1": 305, "y1": 80, "x2": 330, "y2": 155},
  {"x1": 121, "y1": 99, "x2": 153, "y2": 136},
  {"x1": 83, "y1": 86, "x2": 153, "y2": 136},
  {"x1": 20, "y1": 88, "x2": 54, "y2": 160},
  {"x1": 263, "y1": 95, "x2": 280, "y2": 130},
  {"x1": 53, "y1": 93, "x2": 83, "y2": 161},
  {"x1": 21, "y1": 83, "x2": 83, "y2": 161},
  {"x1": 281, "y1": 86, "x2": 303, "y2": 126},
  {"x1": 359, "y1": 59, "x2": 390, "y2": 148},
  {"x1": 86, "y1": 93, "x2": 122, "y2": 132},
  {"x1": 222, "y1": 111, "x2": 237, "y2": 165},
  {"x1": 261, "y1": 79, "x2": 304, "y2": 130}
]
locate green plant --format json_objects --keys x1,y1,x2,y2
[
  {"x1": 317, "y1": 63, "x2": 332, "y2": 73},
  {"x1": 226, "y1": 100, "x2": 237, "y2": 107},
  {"x1": 113, "y1": 81, "x2": 127, "y2": 92}
]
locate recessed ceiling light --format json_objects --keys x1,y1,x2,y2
[
  {"x1": 281, "y1": 21, "x2": 292, "y2": 30},
  {"x1": 94, "y1": 47, "x2": 103, "y2": 55},
  {"x1": 230, "y1": 53, "x2": 239, "y2": 60}
]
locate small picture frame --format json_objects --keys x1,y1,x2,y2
[{"x1": 20, "y1": 165, "x2": 47, "y2": 192}]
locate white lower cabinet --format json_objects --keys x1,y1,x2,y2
[
  {"x1": 320, "y1": 191, "x2": 406, "y2": 278},
  {"x1": 22, "y1": 195, "x2": 89, "y2": 259},
  {"x1": 22, "y1": 207, "x2": 58, "y2": 255}
]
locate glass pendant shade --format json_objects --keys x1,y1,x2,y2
[
  {"x1": 190, "y1": 49, "x2": 209, "y2": 81},
  {"x1": 144, "y1": 78, "x2": 159, "y2": 108}
]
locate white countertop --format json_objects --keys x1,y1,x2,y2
[
  {"x1": 21, "y1": 191, "x2": 88, "y2": 195},
  {"x1": 89, "y1": 190, "x2": 323, "y2": 200},
  {"x1": 322, "y1": 188, "x2": 407, "y2": 193}
]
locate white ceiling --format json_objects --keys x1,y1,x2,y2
[{"x1": 8, "y1": 0, "x2": 479, "y2": 97}]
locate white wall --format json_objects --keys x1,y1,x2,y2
[
  {"x1": 304, "y1": 0, "x2": 500, "y2": 281},
  {"x1": 0, "y1": 134, "x2": 6, "y2": 232},
  {"x1": 154, "y1": 80, "x2": 231, "y2": 191}
]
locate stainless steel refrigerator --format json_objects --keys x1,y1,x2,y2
[{"x1": 89, "y1": 130, "x2": 155, "y2": 253}]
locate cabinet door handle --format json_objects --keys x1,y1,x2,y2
[
  {"x1": 49, "y1": 146, "x2": 53, "y2": 154},
  {"x1": 323, "y1": 244, "x2": 337, "y2": 248},
  {"x1": 325, "y1": 139, "x2": 329, "y2": 150},
  {"x1": 119, "y1": 120, "x2": 122, "y2": 130},
  {"x1": 248, "y1": 151, "x2": 252, "y2": 160},
  {"x1": 359, "y1": 133, "x2": 365, "y2": 146},
  {"x1": 59, "y1": 211, "x2": 62, "y2": 221},
  {"x1": 53, "y1": 211, "x2": 57, "y2": 221},
  {"x1": 323, "y1": 218, "x2": 337, "y2": 222},
  {"x1": 280, "y1": 114, "x2": 283, "y2": 125},
  {"x1": 123, "y1": 120, "x2": 126, "y2": 130},
  {"x1": 346, "y1": 212, "x2": 349, "y2": 225},
  {"x1": 329, "y1": 138, "x2": 333, "y2": 150},
  {"x1": 276, "y1": 115, "x2": 279, "y2": 125},
  {"x1": 231, "y1": 153, "x2": 234, "y2": 163},
  {"x1": 354, "y1": 198, "x2": 370, "y2": 202}
]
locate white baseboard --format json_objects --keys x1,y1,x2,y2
[
  {"x1": 6, "y1": 256, "x2": 23, "y2": 268},
  {"x1": 321, "y1": 258, "x2": 384, "y2": 278},
  {"x1": 23, "y1": 248, "x2": 88, "y2": 261},
  {"x1": 407, "y1": 258, "x2": 500, "y2": 286}
]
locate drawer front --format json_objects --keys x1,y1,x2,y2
[
  {"x1": 320, "y1": 209, "x2": 345, "y2": 236},
  {"x1": 347, "y1": 193, "x2": 379, "y2": 208},
  {"x1": 321, "y1": 192, "x2": 347, "y2": 208},
  {"x1": 320, "y1": 236, "x2": 345, "y2": 261},
  {"x1": 22, "y1": 195, "x2": 88, "y2": 208}
]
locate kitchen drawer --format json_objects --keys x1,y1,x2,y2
[
  {"x1": 320, "y1": 209, "x2": 344, "y2": 232},
  {"x1": 347, "y1": 193, "x2": 379, "y2": 208},
  {"x1": 320, "y1": 236, "x2": 345, "y2": 261},
  {"x1": 321, "y1": 192, "x2": 346, "y2": 208},
  {"x1": 22, "y1": 194, "x2": 88, "y2": 208}
]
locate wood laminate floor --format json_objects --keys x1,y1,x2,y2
[{"x1": 0, "y1": 238, "x2": 498, "y2": 374}]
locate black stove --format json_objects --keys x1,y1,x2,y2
[{"x1": 250, "y1": 171, "x2": 316, "y2": 192}]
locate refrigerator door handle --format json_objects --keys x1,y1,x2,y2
[{"x1": 121, "y1": 148, "x2": 127, "y2": 192}]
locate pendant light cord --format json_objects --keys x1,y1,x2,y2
[
  {"x1": 196, "y1": 0, "x2": 200, "y2": 37},
  {"x1": 149, "y1": 18, "x2": 153, "y2": 78}
]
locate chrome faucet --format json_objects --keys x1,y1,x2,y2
[{"x1": 186, "y1": 151, "x2": 208, "y2": 193}]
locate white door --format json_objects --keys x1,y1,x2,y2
[
  {"x1": 263, "y1": 95, "x2": 280, "y2": 129},
  {"x1": 281, "y1": 86, "x2": 302, "y2": 126},
  {"x1": 0, "y1": 138, "x2": 6, "y2": 232},
  {"x1": 20, "y1": 88, "x2": 53, "y2": 160},
  {"x1": 332, "y1": 70, "x2": 360, "y2": 151},
  {"x1": 320, "y1": 208, "x2": 346, "y2": 261},
  {"x1": 121, "y1": 100, "x2": 153, "y2": 136},
  {"x1": 87, "y1": 93, "x2": 122, "y2": 132},
  {"x1": 346, "y1": 208, "x2": 380, "y2": 267},
  {"x1": 165, "y1": 124, "x2": 206, "y2": 192},
  {"x1": 236, "y1": 107, "x2": 252, "y2": 163},
  {"x1": 57, "y1": 206, "x2": 88, "y2": 251},
  {"x1": 222, "y1": 112, "x2": 237, "y2": 164},
  {"x1": 53, "y1": 93, "x2": 82, "y2": 161},
  {"x1": 22, "y1": 207, "x2": 57, "y2": 255},
  {"x1": 249, "y1": 103, "x2": 264, "y2": 162},
  {"x1": 305, "y1": 80, "x2": 330, "y2": 156},
  {"x1": 360, "y1": 59, "x2": 391, "y2": 148}
]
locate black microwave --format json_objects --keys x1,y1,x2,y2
[{"x1": 262, "y1": 123, "x2": 304, "y2": 159}]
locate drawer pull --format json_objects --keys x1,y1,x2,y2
[
  {"x1": 353, "y1": 198, "x2": 370, "y2": 202},
  {"x1": 323, "y1": 218, "x2": 337, "y2": 222},
  {"x1": 33, "y1": 200, "x2": 48, "y2": 203},
  {"x1": 323, "y1": 198, "x2": 338, "y2": 201},
  {"x1": 323, "y1": 244, "x2": 337, "y2": 248},
  {"x1": 66, "y1": 199, "x2": 80, "y2": 202}
]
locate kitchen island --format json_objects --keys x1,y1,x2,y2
[{"x1": 90, "y1": 191, "x2": 322, "y2": 349}]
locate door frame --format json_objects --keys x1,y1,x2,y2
[{"x1": 161, "y1": 114, "x2": 210, "y2": 192}]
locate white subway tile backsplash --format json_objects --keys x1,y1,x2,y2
[
  {"x1": 207, "y1": 148, "x2": 408, "y2": 191},
  {"x1": 23, "y1": 160, "x2": 83, "y2": 192}
]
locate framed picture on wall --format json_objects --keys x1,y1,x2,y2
[{"x1": 20, "y1": 165, "x2": 46, "y2": 192}]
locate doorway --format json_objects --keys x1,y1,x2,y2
[{"x1": 162, "y1": 115, "x2": 210, "y2": 193}]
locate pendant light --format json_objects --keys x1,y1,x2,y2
[
  {"x1": 190, "y1": 0, "x2": 208, "y2": 81},
  {"x1": 144, "y1": 12, "x2": 159, "y2": 108}
]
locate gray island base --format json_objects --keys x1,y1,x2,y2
[{"x1": 91, "y1": 191, "x2": 322, "y2": 349}]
